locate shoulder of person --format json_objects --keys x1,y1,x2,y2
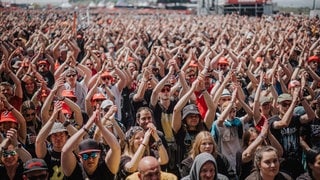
[
  {"x1": 160, "y1": 171, "x2": 178, "y2": 180},
  {"x1": 279, "y1": 171, "x2": 293, "y2": 180},
  {"x1": 217, "y1": 173, "x2": 229, "y2": 180},
  {"x1": 180, "y1": 175, "x2": 190, "y2": 180}
]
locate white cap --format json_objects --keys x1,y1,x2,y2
[
  {"x1": 221, "y1": 89, "x2": 231, "y2": 97},
  {"x1": 101, "y1": 100, "x2": 114, "y2": 109}
]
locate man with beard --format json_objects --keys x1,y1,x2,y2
[{"x1": 36, "y1": 60, "x2": 55, "y2": 89}]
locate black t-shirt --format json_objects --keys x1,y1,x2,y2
[
  {"x1": 0, "y1": 160, "x2": 24, "y2": 180},
  {"x1": 44, "y1": 148, "x2": 64, "y2": 179},
  {"x1": 269, "y1": 115, "x2": 305, "y2": 179},
  {"x1": 269, "y1": 115, "x2": 302, "y2": 160},
  {"x1": 39, "y1": 71, "x2": 55, "y2": 89},
  {"x1": 300, "y1": 117, "x2": 320, "y2": 150},
  {"x1": 174, "y1": 123, "x2": 208, "y2": 163},
  {"x1": 64, "y1": 160, "x2": 114, "y2": 180},
  {"x1": 151, "y1": 100, "x2": 177, "y2": 143}
]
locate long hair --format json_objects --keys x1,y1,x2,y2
[
  {"x1": 123, "y1": 126, "x2": 149, "y2": 157},
  {"x1": 189, "y1": 131, "x2": 218, "y2": 159},
  {"x1": 21, "y1": 100, "x2": 40, "y2": 129},
  {"x1": 253, "y1": 146, "x2": 278, "y2": 172},
  {"x1": 242, "y1": 127, "x2": 259, "y2": 149}
]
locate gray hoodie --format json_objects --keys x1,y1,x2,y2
[{"x1": 181, "y1": 152, "x2": 229, "y2": 180}]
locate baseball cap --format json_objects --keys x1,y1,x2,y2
[
  {"x1": 308, "y1": 55, "x2": 319, "y2": 63},
  {"x1": 61, "y1": 90, "x2": 77, "y2": 99},
  {"x1": 101, "y1": 71, "x2": 113, "y2": 79},
  {"x1": 37, "y1": 60, "x2": 49, "y2": 65},
  {"x1": 182, "y1": 104, "x2": 200, "y2": 120},
  {"x1": 277, "y1": 93, "x2": 293, "y2": 103},
  {"x1": 49, "y1": 122, "x2": 68, "y2": 136},
  {"x1": 218, "y1": 57, "x2": 229, "y2": 65},
  {"x1": 92, "y1": 93, "x2": 106, "y2": 101},
  {"x1": 259, "y1": 96, "x2": 272, "y2": 105},
  {"x1": 101, "y1": 100, "x2": 114, "y2": 109},
  {"x1": 65, "y1": 68, "x2": 78, "y2": 76},
  {"x1": 221, "y1": 89, "x2": 231, "y2": 97},
  {"x1": 24, "y1": 158, "x2": 48, "y2": 174},
  {"x1": 0, "y1": 111, "x2": 17, "y2": 124},
  {"x1": 61, "y1": 101, "x2": 72, "y2": 115},
  {"x1": 78, "y1": 139, "x2": 101, "y2": 154}
]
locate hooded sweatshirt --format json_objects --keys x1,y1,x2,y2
[{"x1": 181, "y1": 152, "x2": 229, "y2": 180}]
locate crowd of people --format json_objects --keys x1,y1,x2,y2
[{"x1": 0, "y1": 7, "x2": 320, "y2": 180}]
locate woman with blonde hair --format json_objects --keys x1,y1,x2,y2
[{"x1": 179, "y1": 131, "x2": 236, "y2": 179}]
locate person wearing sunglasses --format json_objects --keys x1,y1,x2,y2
[
  {"x1": 150, "y1": 61, "x2": 187, "y2": 175},
  {"x1": 61, "y1": 109, "x2": 121, "y2": 179},
  {"x1": 36, "y1": 60, "x2": 55, "y2": 89},
  {"x1": 23, "y1": 158, "x2": 49, "y2": 180},
  {"x1": 0, "y1": 128, "x2": 32, "y2": 180},
  {"x1": 268, "y1": 91, "x2": 316, "y2": 179},
  {"x1": 21, "y1": 100, "x2": 42, "y2": 158}
]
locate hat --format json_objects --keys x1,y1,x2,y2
[
  {"x1": 65, "y1": 68, "x2": 77, "y2": 75},
  {"x1": 92, "y1": 93, "x2": 106, "y2": 101},
  {"x1": 308, "y1": 55, "x2": 319, "y2": 63},
  {"x1": 218, "y1": 57, "x2": 229, "y2": 65},
  {"x1": 182, "y1": 104, "x2": 200, "y2": 120},
  {"x1": 288, "y1": 80, "x2": 301, "y2": 89},
  {"x1": 259, "y1": 96, "x2": 272, "y2": 105},
  {"x1": 101, "y1": 71, "x2": 113, "y2": 78},
  {"x1": 49, "y1": 122, "x2": 68, "y2": 136},
  {"x1": 107, "y1": 43, "x2": 115, "y2": 49},
  {"x1": 221, "y1": 89, "x2": 231, "y2": 97},
  {"x1": 78, "y1": 139, "x2": 101, "y2": 154},
  {"x1": 37, "y1": 60, "x2": 49, "y2": 65},
  {"x1": 277, "y1": 93, "x2": 293, "y2": 103},
  {"x1": 101, "y1": 100, "x2": 114, "y2": 109},
  {"x1": 61, "y1": 102, "x2": 72, "y2": 115},
  {"x1": 256, "y1": 57, "x2": 263, "y2": 63},
  {"x1": 294, "y1": 106, "x2": 305, "y2": 116},
  {"x1": 0, "y1": 111, "x2": 17, "y2": 124},
  {"x1": 24, "y1": 158, "x2": 48, "y2": 174},
  {"x1": 61, "y1": 90, "x2": 77, "y2": 99}
]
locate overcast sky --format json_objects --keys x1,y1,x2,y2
[{"x1": 2, "y1": 0, "x2": 319, "y2": 8}]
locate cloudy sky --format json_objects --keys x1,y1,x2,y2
[{"x1": 2, "y1": 0, "x2": 319, "y2": 8}]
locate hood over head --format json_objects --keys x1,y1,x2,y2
[{"x1": 189, "y1": 152, "x2": 218, "y2": 180}]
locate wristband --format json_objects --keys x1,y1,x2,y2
[
  {"x1": 155, "y1": 140, "x2": 163, "y2": 149},
  {"x1": 83, "y1": 127, "x2": 89, "y2": 134}
]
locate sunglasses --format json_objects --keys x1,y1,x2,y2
[
  {"x1": 38, "y1": 64, "x2": 47, "y2": 68},
  {"x1": 2, "y1": 150, "x2": 17, "y2": 158},
  {"x1": 25, "y1": 112, "x2": 36, "y2": 117},
  {"x1": 86, "y1": 63, "x2": 93, "y2": 66},
  {"x1": 27, "y1": 174, "x2": 48, "y2": 180},
  {"x1": 66, "y1": 74, "x2": 77, "y2": 78},
  {"x1": 101, "y1": 77, "x2": 111, "y2": 81},
  {"x1": 161, "y1": 87, "x2": 170, "y2": 93},
  {"x1": 81, "y1": 152, "x2": 99, "y2": 160},
  {"x1": 94, "y1": 99, "x2": 104, "y2": 103},
  {"x1": 281, "y1": 102, "x2": 291, "y2": 107}
]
